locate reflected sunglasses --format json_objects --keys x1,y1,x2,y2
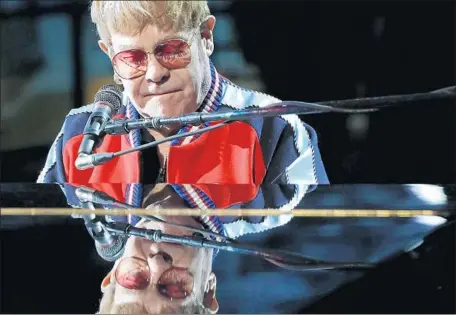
[
  {"x1": 115, "y1": 256, "x2": 195, "y2": 300},
  {"x1": 111, "y1": 28, "x2": 201, "y2": 80}
]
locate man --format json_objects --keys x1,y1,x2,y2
[
  {"x1": 36, "y1": 2, "x2": 326, "y2": 313},
  {"x1": 96, "y1": 194, "x2": 219, "y2": 314},
  {"x1": 63, "y1": 182, "x2": 308, "y2": 314},
  {"x1": 37, "y1": 0, "x2": 329, "y2": 189},
  {"x1": 102, "y1": 184, "x2": 222, "y2": 314}
]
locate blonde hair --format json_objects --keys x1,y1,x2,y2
[
  {"x1": 97, "y1": 280, "x2": 208, "y2": 314},
  {"x1": 90, "y1": 1, "x2": 211, "y2": 44}
]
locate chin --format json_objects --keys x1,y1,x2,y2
[
  {"x1": 139, "y1": 101, "x2": 168, "y2": 118},
  {"x1": 147, "y1": 102, "x2": 195, "y2": 119}
]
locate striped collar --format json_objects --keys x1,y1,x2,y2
[
  {"x1": 166, "y1": 61, "x2": 226, "y2": 244},
  {"x1": 170, "y1": 184, "x2": 226, "y2": 237},
  {"x1": 123, "y1": 61, "x2": 226, "y2": 246},
  {"x1": 170, "y1": 61, "x2": 224, "y2": 146},
  {"x1": 123, "y1": 60, "x2": 225, "y2": 147},
  {"x1": 196, "y1": 60, "x2": 224, "y2": 114}
]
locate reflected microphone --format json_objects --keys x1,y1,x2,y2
[
  {"x1": 75, "y1": 187, "x2": 127, "y2": 261},
  {"x1": 75, "y1": 85, "x2": 123, "y2": 170}
]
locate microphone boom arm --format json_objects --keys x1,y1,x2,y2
[
  {"x1": 105, "y1": 221, "x2": 376, "y2": 271},
  {"x1": 104, "y1": 86, "x2": 455, "y2": 135},
  {"x1": 79, "y1": 86, "x2": 455, "y2": 169},
  {"x1": 104, "y1": 101, "x2": 375, "y2": 135}
]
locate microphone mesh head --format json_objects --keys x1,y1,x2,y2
[
  {"x1": 94, "y1": 85, "x2": 123, "y2": 113},
  {"x1": 95, "y1": 235, "x2": 127, "y2": 262}
]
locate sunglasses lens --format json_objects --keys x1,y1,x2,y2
[
  {"x1": 112, "y1": 39, "x2": 191, "y2": 79},
  {"x1": 157, "y1": 268, "x2": 194, "y2": 300},
  {"x1": 115, "y1": 257, "x2": 150, "y2": 290},
  {"x1": 154, "y1": 39, "x2": 191, "y2": 69},
  {"x1": 112, "y1": 49, "x2": 148, "y2": 79}
]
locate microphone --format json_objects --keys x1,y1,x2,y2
[
  {"x1": 82, "y1": 215, "x2": 127, "y2": 262},
  {"x1": 75, "y1": 186, "x2": 131, "y2": 209},
  {"x1": 75, "y1": 85, "x2": 123, "y2": 170},
  {"x1": 75, "y1": 187, "x2": 127, "y2": 262}
]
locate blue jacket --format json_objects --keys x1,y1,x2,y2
[{"x1": 39, "y1": 61, "x2": 329, "y2": 238}]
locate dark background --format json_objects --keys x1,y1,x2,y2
[{"x1": 0, "y1": 0, "x2": 455, "y2": 183}]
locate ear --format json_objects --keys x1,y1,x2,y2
[
  {"x1": 101, "y1": 271, "x2": 113, "y2": 293},
  {"x1": 200, "y1": 15, "x2": 216, "y2": 57},
  {"x1": 203, "y1": 272, "x2": 219, "y2": 314},
  {"x1": 101, "y1": 262, "x2": 118, "y2": 293},
  {"x1": 98, "y1": 40, "x2": 111, "y2": 58}
]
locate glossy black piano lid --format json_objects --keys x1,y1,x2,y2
[
  {"x1": 0, "y1": 183, "x2": 455, "y2": 313},
  {"x1": 0, "y1": 183, "x2": 69, "y2": 207},
  {"x1": 1, "y1": 182, "x2": 455, "y2": 210}
]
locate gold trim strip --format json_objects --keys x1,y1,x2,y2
[{"x1": 0, "y1": 208, "x2": 448, "y2": 217}]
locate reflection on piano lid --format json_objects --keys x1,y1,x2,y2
[
  {"x1": 1, "y1": 184, "x2": 454, "y2": 314},
  {"x1": 1, "y1": 183, "x2": 454, "y2": 209},
  {"x1": 1, "y1": 183, "x2": 454, "y2": 216}
]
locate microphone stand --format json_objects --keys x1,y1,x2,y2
[
  {"x1": 104, "y1": 86, "x2": 455, "y2": 135},
  {"x1": 103, "y1": 101, "x2": 375, "y2": 135},
  {"x1": 70, "y1": 189, "x2": 447, "y2": 272},
  {"x1": 75, "y1": 201, "x2": 118, "y2": 248},
  {"x1": 313, "y1": 85, "x2": 455, "y2": 109},
  {"x1": 74, "y1": 190, "x2": 129, "y2": 261},
  {"x1": 76, "y1": 86, "x2": 455, "y2": 169},
  {"x1": 75, "y1": 186, "x2": 132, "y2": 209},
  {"x1": 72, "y1": 188, "x2": 376, "y2": 271},
  {"x1": 104, "y1": 221, "x2": 376, "y2": 271},
  {"x1": 74, "y1": 185, "x2": 235, "y2": 242}
]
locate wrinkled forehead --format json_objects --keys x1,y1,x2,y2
[
  {"x1": 110, "y1": 23, "x2": 188, "y2": 52},
  {"x1": 102, "y1": 2, "x2": 194, "y2": 48}
]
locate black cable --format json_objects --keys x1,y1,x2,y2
[{"x1": 318, "y1": 86, "x2": 455, "y2": 109}]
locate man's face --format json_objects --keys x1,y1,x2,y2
[
  {"x1": 106, "y1": 20, "x2": 214, "y2": 120},
  {"x1": 107, "y1": 217, "x2": 214, "y2": 313}
]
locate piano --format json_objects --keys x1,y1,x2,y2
[{"x1": 1, "y1": 183, "x2": 454, "y2": 314}]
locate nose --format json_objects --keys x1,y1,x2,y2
[
  {"x1": 123, "y1": 236, "x2": 144, "y2": 258},
  {"x1": 124, "y1": 236, "x2": 173, "y2": 269},
  {"x1": 148, "y1": 252, "x2": 173, "y2": 270},
  {"x1": 128, "y1": 236, "x2": 174, "y2": 265},
  {"x1": 144, "y1": 54, "x2": 170, "y2": 84}
]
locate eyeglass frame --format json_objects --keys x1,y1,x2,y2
[{"x1": 109, "y1": 26, "x2": 203, "y2": 81}]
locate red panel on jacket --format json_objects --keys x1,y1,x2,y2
[
  {"x1": 64, "y1": 134, "x2": 140, "y2": 184},
  {"x1": 167, "y1": 121, "x2": 266, "y2": 184}
]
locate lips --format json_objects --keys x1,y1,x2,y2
[{"x1": 143, "y1": 90, "x2": 179, "y2": 97}]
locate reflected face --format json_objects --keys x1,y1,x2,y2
[
  {"x1": 109, "y1": 217, "x2": 213, "y2": 313},
  {"x1": 109, "y1": 23, "x2": 212, "y2": 120}
]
